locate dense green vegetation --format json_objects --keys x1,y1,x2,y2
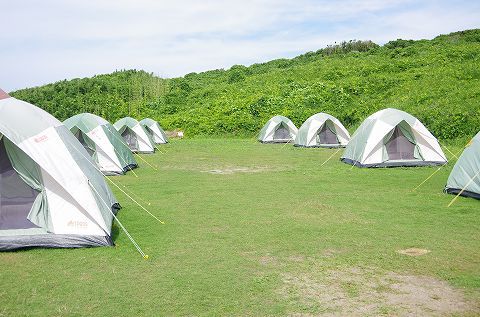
[
  {"x1": 11, "y1": 70, "x2": 167, "y2": 123},
  {"x1": 11, "y1": 29, "x2": 480, "y2": 139},
  {"x1": 1, "y1": 139, "x2": 479, "y2": 316}
]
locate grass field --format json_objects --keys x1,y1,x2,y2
[{"x1": 1, "y1": 138, "x2": 479, "y2": 316}]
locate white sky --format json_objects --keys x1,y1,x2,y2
[{"x1": 1, "y1": 0, "x2": 479, "y2": 91}]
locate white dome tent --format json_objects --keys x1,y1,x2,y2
[
  {"x1": 258, "y1": 115, "x2": 298, "y2": 143},
  {"x1": 0, "y1": 89, "x2": 120, "y2": 250},
  {"x1": 140, "y1": 118, "x2": 168, "y2": 144},
  {"x1": 294, "y1": 113, "x2": 350, "y2": 148},
  {"x1": 341, "y1": 108, "x2": 447, "y2": 167},
  {"x1": 64, "y1": 113, "x2": 138, "y2": 175}
]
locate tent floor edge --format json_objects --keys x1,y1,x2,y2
[
  {"x1": 294, "y1": 144, "x2": 346, "y2": 148},
  {"x1": 259, "y1": 140, "x2": 294, "y2": 144},
  {"x1": 340, "y1": 158, "x2": 446, "y2": 168},
  {"x1": 0, "y1": 234, "x2": 114, "y2": 251},
  {"x1": 445, "y1": 187, "x2": 480, "y2": 200}
]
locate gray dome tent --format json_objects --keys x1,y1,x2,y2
[
  {"x1": 341, "y1": 108, "x2": 447, "y2": 168},
  {"x1": 258, "y1": 116, "x2": 298, "y2": 143},
  {"x1": 295, "y1": 113, "x2": 350, "y2": 148},
  {"x1": 64, "y1": 113, "x2": 137, "y2": 175},
  {"x1": 114, "y1": 117, "x2": 155, "y2": 153},
  {"x1": 0, "y1": 89, "x2": 119, "y2": 250},
  {"x1": 445, "y1": 131, "x2": 480, "y2": 199}
]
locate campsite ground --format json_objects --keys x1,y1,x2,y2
[{"x1": 1, "y1": 138, "x2": 479, "y2": 316}]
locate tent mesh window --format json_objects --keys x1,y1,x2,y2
[
  {"x1": 121, "y1": 128, "x2": 138, "y2": 150},
  {"x1": 0, "y1": 138, "x2": 39, "y2": 230},
  {"x1": 386, "y1": 126, "x2": 415, "y2": 160},
  {"x1": 273, "y1": 123, "x2": 291, "y2": 140},
  {"x1": 74, "y1": 130, "x2": 95, "y2": 156},
  {"x1": 317, "y1": 122, "x2": 338, "y2": 145}
]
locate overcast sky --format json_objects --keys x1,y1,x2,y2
[{"x1": 1, "y1": 0, "x2": 479, "y2": 91}]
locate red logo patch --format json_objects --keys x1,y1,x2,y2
[{"x1": 34, "y1": 135, "x2": 48, "y2": 143}]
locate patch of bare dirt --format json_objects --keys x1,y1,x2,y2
[
  {"x1": 321, "y1": 249, "x2": 344, "y2": 258},
  {"x1": 279, "y1": 267, "x2": 475, "y2": 316},
  {"x1": 287, "y1": 255, "x2": 306, "y2": 262},
  {"x1": 259, "y1": 255, "x2": 279, "y2": 266},
  {"x1": 210, "y1": 225, "x2": 229, "y2": 234},
  {"x1": 202, "y1": 166, "x2": 274, "y2": 174},
  {"x1": 397, "y1": 248, "x2": 431, "y2": 256}
]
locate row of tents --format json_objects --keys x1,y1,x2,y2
[
  {"x1": 258, "y1": 109, "x2": 479, "y2": 200},
  {"x1": 0, "y1": 88, "x2": 168, "y2": 251},
  {"x1": 64, "y1": 114, "x2": 168, "y2": 175}
]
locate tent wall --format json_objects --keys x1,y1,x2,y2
[{"x1": 445, "y1": 132, "x2": 480, "y2": 199}]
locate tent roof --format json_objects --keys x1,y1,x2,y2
[
  {"x1": 0, "y1": 88, "x2": 9, "y2": 100},
  {"x1": 0, "y1": 96, "x2": 62, "y2": 143},
  {"x1": 64, "y1": 113, "x2": 110, "y2": 133},
  {"x1": 267, "y1": 115, "x2": 294, "y2": 125},
  {"x1": 139, "y1": 118, "x2": 157, "y2": 127},
  {"x1": 114, "y1": 117, "x2": 140, "y2": 129}
]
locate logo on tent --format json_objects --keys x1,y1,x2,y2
[
  {"x1": 67, "y1": 220, "x2": 88, "y2": 228},
  {"x1": 34, "y1": 135, "x2": 49, "y2": 143}
]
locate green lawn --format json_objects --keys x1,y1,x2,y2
[{"x1": 1, "y1": 138, "x2": 479, "y2": 316}]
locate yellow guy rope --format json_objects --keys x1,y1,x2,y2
[
  {"x1": 65, "y1": 138, "x2": 164, "y2": 225},
  {"x1": 89, "y1": 180, "x2": 148, "y2": 259},
  {"x1": 321, "y1": 147, "x2": 343, "y2": 167},
  {"x1": 447, "y1": 169, "x2": 480, "y2": 207}
]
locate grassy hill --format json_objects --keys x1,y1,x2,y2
[{"x1": 11, "y1": 29, "x2": 480, "y2": 140}]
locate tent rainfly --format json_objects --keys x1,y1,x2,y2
[
  {"x1": 0, "y1": 89, "x2": 120, "y2": 250},
  {"x1": 258, "y1": 115, "x2": 298, "y2": 143},
  {"x1": 64, "y1": 113, "x2": 138, "y2": 175},
  {"x1": 114, "y1": 117, "x2": 155, "y2": 153},
  {"x1": 445, "y1": 131, "x2": 480, "y2": 199},
  {"x1": 295, "y1": 113, "x2": 350, "y2": 148},
  {"x1": 139, "y1": 118, "x2": 168, "y2": 144},
  {"x1": 341, "y1": 108, "x2": 447, "y2": 167}
]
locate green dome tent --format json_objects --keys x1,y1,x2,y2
[
  {"x1": 64, "y1": 113, "x2": 137, "y2": 175},
  {"x1": 445, "y1": 131, "x2": 480, "y2": 199},
  {"x1": 341, "y1": 108, "x2": 447, "y2": 168},
  {"x1": 0, "y1": 89, "x2": 119, "y2": 250},
  {"x1": 114, "y1": 117, "x2": 155, "y2": 153},
  {"x1": 295, "y1": 113, "x2": 350, "y2": 148},
  {"x1": 258, "y1": 116, "x2": 298, "y2": 143},
  {"x1": 140, "y1": 118, "x2": 168, "y2": 144}
]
